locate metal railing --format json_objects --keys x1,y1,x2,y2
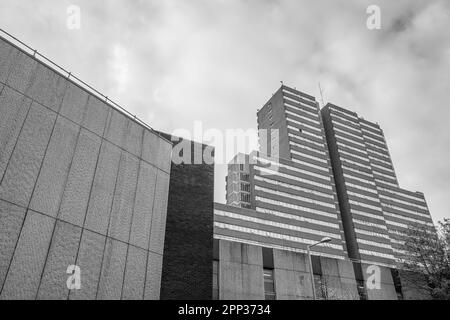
[{"x1": 0, "y1": 28, "x2": 171, "y2": 143}]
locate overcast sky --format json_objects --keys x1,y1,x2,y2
[{"x1": 1, "y1": 0, "x2": 448, "y2": 224}]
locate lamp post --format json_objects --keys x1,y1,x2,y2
[{"x1": 307, "y1": 237, "x2": 332, "y2": 300}]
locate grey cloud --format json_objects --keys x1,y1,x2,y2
[{"x1": 0, "y1": 0, "x2": 448, "y2": 222}]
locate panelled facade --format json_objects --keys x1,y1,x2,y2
[{"x1": 0, "y1": 34, "x2": 215, "y2": 300}]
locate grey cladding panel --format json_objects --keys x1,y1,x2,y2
[
  {"x1": 6, "y1": 51, "x2": 38, "y2": 93},
  {"x1": 26, "y1": 63, "x2": 67, "y2": 112},
  {"x1": 97, "y1": 238, "x2": 127, "y2": 300},
  {"x1": 59, "y1": 82, "x2": 88, "y2": 125},
  {"x1": 81, "y1": 96, "x2": 109, "y2": 136},
  {"x1": 69, "y1": 230, "x2": 104, "y2": 300},
  {"x1": 107, "y1": 152, "x2": 139, "y2": 243},
  {"x1": 84, "y1": 141, "x2": 121, "y2": 235},
  {"x1": 29, "y1": 116, "x2": 79, "y2": 217},
  {"x1": 0, "y1": 102, "x2": 56, "y2": 207},
  {"x1": 144, "y1": 251, "x2": 163, "y2": 300},
  {"x1": 0, "y1": 38, "x2": 17, "y2": 83},
  {"x1": 58, "y1": 129, "x2": 101, "y2": 226},
  {"x1": 37, "y1": 221, "x2": 82, "y2": 300},
  {"x1": 148, "y1": 171, "x2": 170, "y2": 255},
  {"x1": 0, "y1": 200, "x2": 26, "y2": 289},
  {"x1": 0, "y1": 211, "x2": 54, "y2": 300},
  {"x1": 129, "y1": 162, "x2": 157, "y2": 250},
  {"x1": 122, "y1": 246, "x2": 147, "y2": 300},
  {"x1": 0, "y1": 86, "x2": 32, "y2": 181}
]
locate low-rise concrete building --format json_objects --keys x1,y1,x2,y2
[{"x1": 0, "y1": 33, "x2": 214, "y2": 300}]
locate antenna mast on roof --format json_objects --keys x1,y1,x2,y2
[{"x1": 318, "y1": 82, "x2": 325, "y2": 108}]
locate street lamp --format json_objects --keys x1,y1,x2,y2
[{"x1": 307, "y1": 237, "x2": 332, "y2": 300}]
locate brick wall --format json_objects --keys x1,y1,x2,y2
[{"x1": 159, "y1": 134, "x2": 214, "y2": 300}]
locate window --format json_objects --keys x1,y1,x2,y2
[
  {"x1": 240, "y1": 193, "x2": 250, "y2": 203},
  {"x1": 241, "y1": 183, "x2": 250, "y2": 192},
  {"x1": 264, "y1": 269, "x2": 276, "y2": 300},
  {"x1": 239, "y1": 164, "x2": 244, "y2": 171},
  {"x1": 240, "y1": 173, "x2": 249, "y2": 181},
  {"x1": 213, "y1": 260, "x2": 219, "y2": 300}
]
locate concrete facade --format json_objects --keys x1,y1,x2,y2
[
  {"x1": 361, "y1": 264, "x2": 397, "y2": 300},
  {"x1": 218, "y1": 240, "x2": 265, "y2": 300},
  {"x1": 0, "y1": 36, "x2": 173, "y2": 300},
  {"x1": 214, "y1": 236, "x2": 360, "y2": 300}
]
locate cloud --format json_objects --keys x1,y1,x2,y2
[
  {"x1": 108, "y1": 43, "x2": 130, "y2": 93},
  {"x1": 0, "y1": 0, "x2": 448, "y2": 222}
]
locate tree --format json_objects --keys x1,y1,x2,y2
[
  {"x1": 398, "y1": 219, "x2": 450, "y2": 300},
  {"x1": 316, "y1": 275, "x2": 360, "y2": 300}
]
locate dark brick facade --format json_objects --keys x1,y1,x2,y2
[{"x1": 159, "y1": 133, "x2": 214, "y2": 300}]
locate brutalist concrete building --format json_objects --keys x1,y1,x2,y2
[
  {"x1": 216, "y1": 85, "x2": 434, "y2": 300},
  {"x1": 0, "y1": 34, "x2": 214, "y2": 300}
]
